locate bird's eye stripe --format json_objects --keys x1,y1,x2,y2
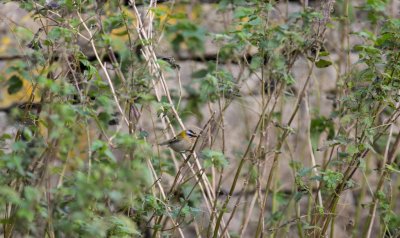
[{"x1": 187, "y1": 130, "x2": 197, "y2": 137}]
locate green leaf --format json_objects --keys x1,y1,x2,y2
[
  {"x1": 202, "y1": 149, "x2": 228, "y2": 170},
  {"x1": 298, "y1": 167, "x2": 313, "y2": 177},
  {"x1": 22, "y1": 127, "x2": 33, "y2": 141},
  {"x1": 294, "y1": 191, "x2": 305, "y2": 202},
  {"x1": 353, "y1": 30, "x2": 376, "y2": 41},
  {"x1": 48, "y1": 27, "x2": 62, "y2": 41},
  {"x1": 0, "y1": 186, "x2": 21, "y2": 205},
  {"x1": 191, "y1": 69, "x2": 209, "y2": 78},
  {"x1": 347, "y1": 144, "x2": 359, "y2": 155},
  {"x1": 353, "y1": 44, "x2": 381, "y2": 54},
  {"x1": 386, "y1": 164, "x2": 400, "y2": 174},
  {"x1": 104, "y1": 149, "x2": 117, "y2": 162},
  {"x1": 250, "y1": 55, "x2": 263, "y2": 70},
  {"x1": 234, "y1": 7, "x2": 253, "y2": 19},
  {"x1": 0, "y1": 133, "x2": 13, "y2": 141},
  {"x1": 322, "y1": 170, "x2": 343, "y2": 190},
  {"x1": 7, "y1": 75, "x2": 23, "y2": 94},
  {"x1": 318, "y1": 51, "x2": 330, "y2": 57},
  {"x1": 310, "y1": 116, "x2": 334, "y2": 150},
  {"x1": 108, "y1": 216, "x2": 139, "y2": 237},
  {"x1": 315, "y1": 59, "x2": 332, "y2": 68}
]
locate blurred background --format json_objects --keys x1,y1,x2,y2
[{"x1": 1, "y1": 0, "x2": 400, "y2": 237}]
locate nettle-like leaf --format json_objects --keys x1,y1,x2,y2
[
  {"x1": 7, "y1": 75, "x2": 23, "y2": 94},
  {"x1": 192, "y1": 63, "x2": 238, "y2": 103},
  {"x1": 78, "y1": 53, "x2": 98, "y2": 80},
  {"x1": 107, "y1": 216, "x2": 140, "y2": 237},
  {"x1": 166, "y1": 19, "x2": 206, "y2": 53},
  {"x1": 91, "y1": 140, "x2": 117, "y2": 162},
  {"x1": 315, "y1": 59, "x2": 333, "y2": 68},
  {"x1": 317, "y1": 135, "x2": 351, "y2": 152},
  {"x1": 322, "y1": 170, "x2": 344, "y2": 191},
  {"x1": 202, "y1": 149, "x2": 228, "y2": 170},
  {"x1": 310, "y1": 116, "x2": 335, "y2": 150},
  {"x1": 47, "y1": 26, "x2": 73, "y2": 44},
  {"x1": 103, "y1": 14, "x2": 125, "y2": 33}
]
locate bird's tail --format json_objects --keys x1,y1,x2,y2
[{"x1": 158, "y1": 140, "x2": 170, "y2": 146}]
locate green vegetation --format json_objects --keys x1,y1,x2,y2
[{"x1": 0, "y1": 0, "x2": 399, "y2": 237}]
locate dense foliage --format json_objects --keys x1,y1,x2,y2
[{"x1": 0, "y1": 0, "x2": 399, "y2": 237}]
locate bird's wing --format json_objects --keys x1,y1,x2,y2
[{"x1": 158, "y1": 137, "x2": 178, "y2": 145}]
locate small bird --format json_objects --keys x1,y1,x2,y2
[{"x1": 158, "y1": 129, "x2": 198, "y2": 153}]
